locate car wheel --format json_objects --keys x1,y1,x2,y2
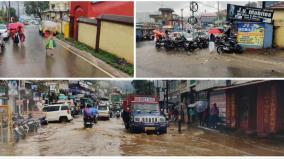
[{"x1": 60, "y1": 116, "x2": 68, "y2": 123}]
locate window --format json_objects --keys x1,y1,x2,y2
[
  {"x1": 61, "y1": 105, "x2": 69, "y2": 111},
  {"x1": 42, "y1": 107, "x2": 50, "y2": 112},
  {"x1": 43, "y1": 106, "x2": 60, "y2": 112}
]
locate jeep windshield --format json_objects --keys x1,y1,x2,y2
[{"x1": 132, "y1": 103, "x2": 159, "y2": 114}]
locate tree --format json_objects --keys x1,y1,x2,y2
[
  {"x1": 24, "y1": 1, "x2": 49, "y2": 19},
  {"x1": 131, "y1": 80, "x2": 155, "y2": 95}
]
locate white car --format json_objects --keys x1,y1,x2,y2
[
  {"x1": 42, "y1": 104, "x2": 73, "y2": 122},
  {"x1": 0, "y1": 24, "x2": 9, "y2": 41},
  {"x1": 97, "y1": 105, "x2": 110, "y2": 120}
]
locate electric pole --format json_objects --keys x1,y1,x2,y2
[
  {"x1": 181, "y1": 9, "x2": 184, "y2": 31},
  {"x1": 217, "y1": 1, "x2": 220, "y2": 26},
  {"x1": 8, "y1": 1, "x2": 10, "y2": 22},
  {"x1": 17, "y1": 1, "x2": 20, "y2": 18}
]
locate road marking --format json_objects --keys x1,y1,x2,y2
[{"x1": 55, "y1": 39, "x2": 115, "y2": 78}]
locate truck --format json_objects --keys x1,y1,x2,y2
[{"x1": 122, "y1": 95, "x2": 167, "y2": 134}]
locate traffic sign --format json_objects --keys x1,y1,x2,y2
[{"x1": 190, "y1": 2, "x2": 198, "y2": 12}]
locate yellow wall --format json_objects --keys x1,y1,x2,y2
[
  {"x1": 99, "y1": 21, "x2": 134, "y2": 64},
  {"x1": 273, "y1": 10, "x2": 284, "y2": 48},
  {"x1": 62, "y1": 21, "x2": 69, "y2": 38},
  {"x1": 78, "y1": 23, "x2": 97, "y2": 48}
]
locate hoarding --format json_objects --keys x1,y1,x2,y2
[
  {"x1": 227, "y1": 4, "x2": 273, "y2": 23},
  {"x1": 237, "y1": 23, "x2": 264, "y2": 48}
]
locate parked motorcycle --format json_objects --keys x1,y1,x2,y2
[
  {"x1": 164, "y1": 36, "x2": 187, "y2": 51},
  {"x1": 39, "y1": 117, "x2": 48, "y2": 126},
  {"x1": 216, "y1": 37, "x2": 243, "y2": 54},
  {"x1": 155, "y1": 38, "x2": 166, "y2": 49},
  {"x1": 13, "y1": 121, "x2": 26, "y2": 143}
]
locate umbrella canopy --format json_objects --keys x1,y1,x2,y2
[
  {"x1": 208, "y1": 28, "x2": 223, "y2": 35},
  {"x1": 195, "y1": 101, "x2": 208, "y2": 113},
  {"x1": 8, "y1": 22, "x2": 24, "y2": 30},
  {"x1": 42, "y1": 21, "x2": 59, "y2": 33}
]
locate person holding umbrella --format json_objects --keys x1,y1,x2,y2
[{"x1": 45, "y1": 30, "x2": 56, "y2": 56}]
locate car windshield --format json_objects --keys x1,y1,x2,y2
[
  {"x1": 98, "y1": 106, "x2": 108, "y2": 110},
  {"x1": 0, "y1": 25, "x2": 6, "y2": 29},
  {"x1": 133, "y1": 103, "x2": 159, "y2": 113}
]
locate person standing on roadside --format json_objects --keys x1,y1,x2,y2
[
  {"x1": 209, "y1": 33, "x2": 215, "y2": 53},
  {"x1": 209, "y1": 103, "x2": 219, "y2": 129}
]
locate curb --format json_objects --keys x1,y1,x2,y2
[{"x1": 55, "y1": 38, "x2": 131, "y2": 78}]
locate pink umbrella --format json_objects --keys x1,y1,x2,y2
[
  {"x1": 8, "y1": 22, "x2": 24, "y2": 30},
  {"x1": 208, "y1": 28, "x2": 222, "y2": 35}
]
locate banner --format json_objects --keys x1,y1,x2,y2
[
  {"x1": 227, "y1": 4, "x2": 274, "y2": 23},
  {"x1": 237, "y1": 23, "x2": 264, "y2": 48}
]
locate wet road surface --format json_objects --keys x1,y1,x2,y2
[
  {"x1": 2, "y1": 116, "x2": 284, "y2": 156},
  {"x1": 136, "y1": 41, "x2": 284, "y2": 77},
  {"x1": 0, "y1": 25, "x2": 110, "y2": 77}
]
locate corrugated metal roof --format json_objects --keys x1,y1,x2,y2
[{"x1": 214, "y1": 80, "x2": 268, "y2": 91}]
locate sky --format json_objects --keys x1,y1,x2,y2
[{"x1": 136, "y1": 1, "x2": 257, "y2": 16}]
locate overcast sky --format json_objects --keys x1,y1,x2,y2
[{"x1": 136, "y1": 1, "x2": 258, "y2": 16}]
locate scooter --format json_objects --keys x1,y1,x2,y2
[
  {"x1": 216, "y1": 37, "x2": 243, "y2": 54},
  {"x1": 116, "y1": 111, "x2": 120, "y2": 118},
  {"x1": 84, "y1": 117, "x2": 93, "y2": 128}
]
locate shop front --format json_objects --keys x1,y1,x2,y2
[
  {"x1": 224, "y1": 81, "x2": 284, "y2": 136},
  {"x1": 227, "y1": 4, "x2": 274, "y2": 49}
]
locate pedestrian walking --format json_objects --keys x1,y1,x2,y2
[
  {"x1": 188, "y1": 107, "x2": 196, "y2": 123},
  {"x1": 209, "y1": 103, "x2": 219, "y2": 129},
  {"x1": 45, "y1": 31, "x2": 56, "y2": 56},
  {"x1": 209, "y1": 33, "x2": 215, "y2": 53},
  {"x1": 18, "y1": 26, "x2": 25, "y2": 47}
]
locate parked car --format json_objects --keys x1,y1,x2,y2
[
  {"x1": 97, "y1": 105, "x2": 110, "y2": 120},
  {"x1": 0, "y1": 24, "x2": 9, "y2": 41},
  {"x1": 42, "y1": 104, "x2": 73, "y2": 123}
]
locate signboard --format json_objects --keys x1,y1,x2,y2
[
  {"x1": 8, "y1": 81, "x2": 18, "y2": 96},
  {"x1": 237, "y1": 23, "x2": 264, "y2": 48},
  {"x1": 16, "y1": 100, "x2": 23, "y2": 106},
  {"x1": 227, "y1": 4, "x2": 274, "y2": 23},
  {"x1": 134, "y1": 97, "x2": 156, "y2": 103}
]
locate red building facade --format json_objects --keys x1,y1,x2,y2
[
  {"x1": 69, "y1": 1, "x2": 134, "y2": 39},
  {"x1": 224, "y1": 81, "x2": 284, "y2": 137}
]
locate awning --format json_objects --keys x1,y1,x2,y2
[{"x1": 214, "y1": 80, "x2": 268, "y2": 91}]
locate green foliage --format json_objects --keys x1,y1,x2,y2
[
  {"x1": 56, "y1": 34, "x2": 134, "y2": 76},
  {"x1": 131, "y1": 80, "x2": 155, "y2": 95},
  {"x1": 24, "y1": 1, "x2": 49, "y2": 19}
]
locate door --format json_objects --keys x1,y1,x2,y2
[{"x1": 236, "y1": 86, "x2": 257, "y2": 132}]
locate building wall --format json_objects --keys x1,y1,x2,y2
[
  {"x1": 99, "y1": 21, "x2": 134, "y2": 64},
  {"x1": 273, "y1": 10, "x2": 284, "y2": 48},
  {"x1": 78, "y1": 23, "x2": 97, "y2": 48}
]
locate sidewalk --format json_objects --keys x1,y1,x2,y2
[{"x1": 55, "y1": 37, "x2": 132, "y2": 78}]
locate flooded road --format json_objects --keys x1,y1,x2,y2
[
  {"x1": 0, "y1": 25, "x2": 110, "y2": 77},
  {"x1": 136, "y1": 41, "x2": 284, "y2": 77},
  {"x1": 2, "y1": 117, "x2": 284, "y2": 156}
]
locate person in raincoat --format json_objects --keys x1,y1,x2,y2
[{"x1": 45, "y1": 30, "x2": 56, "y2": 55}]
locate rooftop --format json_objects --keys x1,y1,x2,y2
[
  {"x1": 266, "y1": 1, "x2": 284, "y2": 9},
  {"x1": 159, "y1": 8, "x2": 174, "y2": 12}
]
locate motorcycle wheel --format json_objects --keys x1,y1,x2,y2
[
  {"x1": 217, "y1": 46, "x2": 224, "y2": 54},
  {"x1": 235, "y1": 45, "x2": 243, "y2": 54},
  {"x1": 188, "y1": 47, "x2": 194, "y2": 52}
]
